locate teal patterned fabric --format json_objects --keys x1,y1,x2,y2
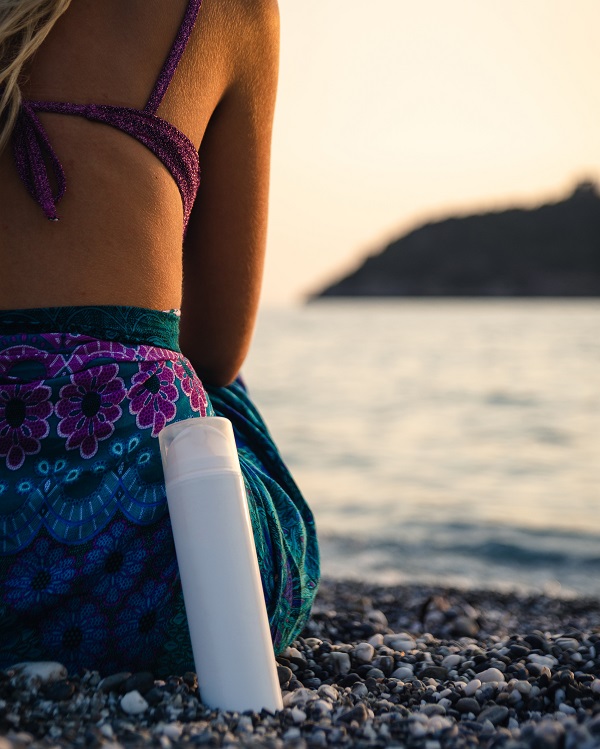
[
  {"x1": 0, "y1": 306, "x2": 181, "y2": 351},
  {"x1": 0, "y1": 306, "x2": 319, "y2": 675}
]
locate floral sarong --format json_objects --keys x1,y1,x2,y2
[{"x1": 0, "y1": 306, "x2": 319, "y2": 675}]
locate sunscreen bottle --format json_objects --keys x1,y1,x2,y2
[{"x1": 159, "y1": 417, "x2": 283, "y2": 713}]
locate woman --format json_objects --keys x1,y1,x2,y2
[{"x1": 0, "y1": 0, "x2": 319, "y2": 676}]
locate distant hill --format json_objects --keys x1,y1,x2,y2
[{"x1": 311, "y1": 182, "x2": 600, "y2": 298}]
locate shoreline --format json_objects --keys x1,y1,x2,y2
[{"x1": 1, "y1": 577, "x2": 600, "y2": 748}]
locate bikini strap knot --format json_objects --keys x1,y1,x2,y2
[{"x1": 12, "y1": 101, "x2": 66, "y2": 221}]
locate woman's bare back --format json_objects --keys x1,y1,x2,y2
[{"x1": 0, "y1": 0, "x2": 277, "y2": 342}]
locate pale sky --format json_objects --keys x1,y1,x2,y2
[{"x1": 262, "y1": 0, "x2": 600, "y2": 304}]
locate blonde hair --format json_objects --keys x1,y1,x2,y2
[{"x1": 0, "y1": 0, "x2": 71, "y2": 151}]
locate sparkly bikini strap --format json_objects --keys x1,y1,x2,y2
[
  {"x1": 144, "y1": 0, "x2": 203, "y2": 115},
  {"x1": 10, "y1": 1, "x2": 203, "y2": 224}
]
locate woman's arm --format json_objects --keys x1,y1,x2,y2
[{"x1": 179, "y1": 0, "x2": 279, "y2": 386}]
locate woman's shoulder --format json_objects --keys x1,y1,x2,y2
[
  {"x1": 198, "y1": 0, "x2": 279, "y2": 61},
  {"x1": 210, "y1": 0, "x2": 279, "y2": 26}
]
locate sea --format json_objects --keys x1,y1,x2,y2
[{"x1": 243, "y1": 300, "x2": 600, "y2": 598}]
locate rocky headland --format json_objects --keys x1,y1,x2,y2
[{"x1": 312, "y1": 182, "x2": 600, "y2": 299}]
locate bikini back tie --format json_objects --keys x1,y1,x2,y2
[{"x1": 10, "y1": 0, "x2": 202, "y2": 232}]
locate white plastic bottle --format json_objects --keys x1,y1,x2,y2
[{"x1": 158, "y1": 417, "x2": 283, "y2": 713}]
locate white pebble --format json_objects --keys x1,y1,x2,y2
[
  {"x1": 477, "y1": 668, "x2": 505, "y2": 683},
  {"x1": 384, "y1": 634, "x2": 416, "y2": 652},
  {"x1": 441, "y1": 654, "x2": 462, "y2": 669},
  {"x1": 100, "y1": 724, "x2": 114, "y2": 739},
  {"x1": 366, "y1": 609, "x2": 388, "y2": 627},
  {"x1": 290, "y1": 707, "x2": 307, "y2": 723},
  {"x1": 591, "y1": 679, "x2": 600, "y2": 695},
  {"x1": 428, "y1": 716, "x2": 453, "y2": 732},
  {"x1": 368, "y1": 634, "x2": 384, "y2": 647},
  {"x1": 318, "y1": 684, "x2": 338, "y2": 702},
  {"x1": 463, "y1": 679, "x2": 482, "y2": 695},
  {"x1": 161, "y1": 723, "x2": 183, "y2": 741},
  {"x1": 284, "y1": 727, "x2": 302, "y2": 741},
  {"x1": 10, "y1": 661, "x2": 68, "y2": 685},
  {"x1": 283, "y1": 688, "x2": 318, "y2": 708},
  {"x1": 120, "y1": 690, "x2": 148, "y2": 715},
  {"x1": 303, "y1": 638, "x2": 322, "y2": 649},
  {"x1": 283, "y1": 646, "x2": 303, "y2": 661},
  {"x1": 528, "y1": 653, "x2": 556, "y2": 669},
  {"x1": 312, "y1": 699, "x2": 332, "y2": 715}
]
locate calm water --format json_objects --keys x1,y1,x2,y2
[{"x1": 244, "y1": 300, "x2": 600, "y2": 596}]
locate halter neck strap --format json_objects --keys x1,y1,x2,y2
[{"x1": 144, "y1": 0, "x2": 203, "y2": 115}]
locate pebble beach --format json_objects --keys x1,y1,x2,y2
[{"x1": 2, "y1": 578, "x2": 600, "y2": 748}]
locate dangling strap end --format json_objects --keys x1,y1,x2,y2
[{"x1": 13, "y1": 102, "x2": 66, "y2": 222}]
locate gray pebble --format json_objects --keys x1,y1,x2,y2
[
  {"x1": 366, "y1": 609, "x2": 388, "y2": 628},
  {"x1": 124, "y1": 671, "x2": 155, "y2": 695},
  {"x1": 478, "y1": 704, "x2": 509, "y2": 726},
  {"x1": 419, "y1": 666, "x2": 448, "y2": 680},
  {"x1": 327, "y1": 652, "x2": 351, "y2": 675},
  {"x1": 372, "y1": 655, "x2": 394, "y2": 675},
  {"x1": 420, "y1": 703, "x2": 446, "y2": 716},
  {"x1": 555, "y1": 637, "x2": 579, "y2": 651},
  {"x1": 353, "y1": 642, "x2": 375, "y2": 664},
  {"x1": 42, "y1": 680, "x2": 75, "y2": 701},
  {"x1": 450, "y1": 616, "x2": 479, "y2": 638},
  {"x1": 277, "y1": 665, "x2": 293, "y2": 687},
  {"x1": 391, "y1": 666, "x2": 414, "y2": 680},
  {"x1": 338, "y1": 703, "x2": 369, "y2": 723},
  {"x1": 98, "y1": 672, "x2": 132, "y2": 693},
  {"x1": 368, "y1": 633, "x2": 384, "y2": 648},
  {"x1": 534, "y1": 718, "x2": 565, "y2": 747},
  {"x1": 351, "y1": 682, "x2": 368, "y2": 698},
  {"x1": 456, "y1": 697, "x2": 481, "y2": 715}
]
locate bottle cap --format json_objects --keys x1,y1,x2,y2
[{"x1": 159, "y1": 417, "x2": 241, "y2": 483}]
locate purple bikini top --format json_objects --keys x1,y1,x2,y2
[{"x1": 11, "y1": 0, "x2": 202, "y2": 232}]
